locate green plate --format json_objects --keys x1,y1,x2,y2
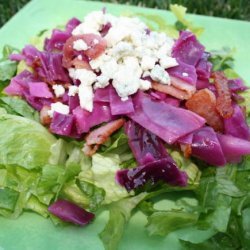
[{"x1": 0, "y1": 1, "x2": 250, "y2": 249}]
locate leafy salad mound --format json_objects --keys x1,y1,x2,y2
[{"x1": 0, "y1": 4, "x2": 250, "y2": 250}]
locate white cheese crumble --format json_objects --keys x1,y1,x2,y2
[
  {"x1": 150, "y1": 65, "x2": 171, "y2": 85},
  {"x1": 68, "y1": 86, "x2": 79, "y2": 96},
  {"x1": 182, "y1": 72, "x2": 189, "y2": 77},
  {"x1": 48, "y1": 102, "x2": 70, "y2": 117},
  {"x1": 52, "y1": 84, "x2": 65, "y2": 97},
  {"x1": 73, "y1": 39, "x2": 88, "y2": 51},
  {"x1": 69, "y1": 11, "x2": 178, "y2": 112}
]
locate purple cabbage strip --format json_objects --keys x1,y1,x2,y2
[
  {"x1": 128, "y1": 92, "x2": 205, "y2": 144},
  {"x1": 124, "y1": 121, "x2": 168, "y2": 165},
  {"x1": 65, "y1": 17, "x2": 81, "y2": 33},
  {"x1": 196, "y1": 79, "x2": 210, "y2": 90},
  {"x1": 217, "y1": 134, "x2": 250, "y2": 163},
  {"x1": 73, "y1": 102, "x2": 112, "y2": 134},
  {"x1": 94, "y1": 85, "x2": 111, "y2": 103},
  {"x1": 22, "y1": 45, "x2": 70, "y2": 83},
  {"x1": 44, "y1": 29, "x2": 71, "y2": 52},
  {"x1": 168, "y1": 60, "x2": 197, "y2": 86},
  {"x1": 191, "y1": 127, "x2": 226, "y2": 166},
  {"x1": 28, "y1": 81, "x2": 53, "y2": 98},
  {"x1": 228, "y1": 78, "x2": 248, "y2": 92},
  {"x1": 109, "y1": 87, "x2": 134, "y2": 115},
  {"x1": 48, "y1": 199, "x2": 94, "y2": 226},
  {"x1": 224, "y1": 104, "x2": 250, "y2": 140},
  {"x1": 172, "y1": 31, "x2": 205, "y2": 66},
  {"x1": 196, "y1": 52, "x2": 212, "y2": 80},
  {"x1": 116, "y1": 158, "x2": 188, "y2": 192},
  {"x1": 50, "y1": 112, "x2": 81, "y2": 138}
]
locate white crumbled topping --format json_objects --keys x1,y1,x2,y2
[
  {"x1": 68, "y1": 86, "x2": 79, "y2": 96},
  {"x1": 48, "y1": 102, "x2": 69, "y2": 117},
  {"x1": 141, "y1": 55, "x2": 157, "y2": 71},
  {"x1": 78, "y1": 84, "x2": 93, "y2": 112},
  {"x1": 150, "y1": 65, "x2": 171, "y2": 85},
  {"x1": 159, "y1": 56, "x2": 178, "y2": 69},
  {"x1": 52, "y1": 85, "x2": 65, "y2": 97},
  {"x1": 70, "y1": 68, "x2": 97, "y2": 86},
  {"x1": 95, "y1": 74, "x2": 110, "y2": 89},
  {"x1": 73, "y1": 39, "x2": 88, "y2": 51},
  {"x1": 139, "y1": 79, "x2": 151, "y2": 90},
  {"x1": 69, "y1": 11, "x2": 178, "y2": 111},
  {"x1": 182, "y1": 72, "x2": 189, "y2": 77}
]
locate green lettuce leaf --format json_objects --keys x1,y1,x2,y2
[
  {"x1": 170, "y1": 4, "x2": 204, "y2": 36},
  {"x1": 91, "y1": 153, "x2": 131, "y2": 203},
  {"x1": 0, "y1": 96, "x2": 39, "y2": 121},
  {"x1": 147, "y1": 211, "x2": 199, "y2": 236},
  {"x1": 99, "y1": 193, "x2": 146, "y2": 250},
  {"x1": 0, "y1": 113, "x2": 56, "y2": 169}
]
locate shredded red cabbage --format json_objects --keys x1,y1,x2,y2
[{"x1": 48, "y1": 199, "x2": 94, "y2": 226}]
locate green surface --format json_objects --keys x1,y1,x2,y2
[{"x1": 0, "y1": 0, "x2": 250, "y2": 249}]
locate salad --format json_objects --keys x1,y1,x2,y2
[{"x1": 0, "y1": 4, "x2": 250, "y2": 250}]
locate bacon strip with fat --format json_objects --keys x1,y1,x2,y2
[
  {"x1": 185, "y1": 88, "x2": 224, "y2": 132},
  {"x1": 83, "y1": 118, "x2": 125, "y2": 156},
  {"x1": 212, "y1": 71, "x2": 234, "y2": 118},
  {"x1": 152, "y1": 76, "x2": 196, "y2": 100}
]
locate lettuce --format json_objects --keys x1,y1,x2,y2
[
  {"x1": 170, "y1": 4, "x2": 204, "y2": 36},
  {"x1": 0, "y1": 113, "x2": 56, "y2": 169},
  {"x1": 0, "y1": 96, "x2": 39, "y2": 121},
  {"x1": 99, "y1": 193, "x2": 146, "y2": 250},
  {"x1": 91, "y1": 153, "x2": 130, "y2": 203}
]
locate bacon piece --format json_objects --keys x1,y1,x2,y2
[
  {"x1": 83, "y1": 118, "x2": 125, "y2": 156},
  {"x1": 152, "y1": 76, "x2": 196, "y2": 100},
  {"x1": 63, "y1": 34, "x2": 106, "y2": 68},
  {"x1": 40, "y1": 105, "x2": 52, "y2": 126},
  {"x1": 212, "y1": 71, "x2": 234, "y2": 118},
  {"x1": 185, "y1": 88, "x2": 224, "y2": 132},
  {"x1": 180, "y1": 144, "x2": 192, "y2": 158}
]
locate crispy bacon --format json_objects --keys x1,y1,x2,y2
[
  {"x1": 152, "y1": 76, "x2": 196, "y2": 100},
  {"x1": 185, "y1": 88, "x2": 224, "y2": 132},
  {"x1": 83, "y1": 118, "x2": 125, "y2": 156},
  {"x1": 212, "y1": 71, "x2": 234, "y2": 118},
  {"x1": 180, "y1": 144, "x2": 192, "y2": 158},
  {"x1": 40, "y1": 105, "x2": 52, "y2": 126},
  {"x1": 63, "y1": 34, "x2": 106, "y2": 69}
]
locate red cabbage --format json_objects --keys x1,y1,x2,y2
[
  {"x1": 94, "y1": 85, "x2": 111, "y2": 103},
  {"x1": 50, "y1": 112, "x2": 75, "y2": 136},
  {"x1": 149, "y1": 90, "x2": 167, "y2": 101},
  {"x1": 168, "y1": 60, "x2": 197, "y2": 86},
  {"x1": 100, "y1": 22, "x2": 112, "y2": 37},
  {"x1": 109, "y1": 87, "x2": 134, "y2": 115},
  {"x1": 196, "y1": 79, "x2": 210, "y2": 90},
  {"x1": 177, "y1": 133, "x2": 194, "y2": 145},
  {"x1": 191, "y1": 127, "x2": 226, "y2": 166},
  {"x1": 9, "y1": 53, "x2": 25, "y2": 61},
  {"x1": 224, "y1": 104, "x2": 250, "y2": 140},
  {"x1": 196, "y1": 52, "x2": 212, "y2": 80},
  {"x1": 68, "y1": 95, "x2": 80, "y2": 112},
  {"x1": 65, "y1": 18, "x2": 81, "y2": 33},
  {"x1": 22, "y1": 45, "x2": 70, "y2": 83},
  {"x1": 228, "y1": 78, "x2": 248, "y2": 92},
  {"x1": 44, "y1": 29, "x2": 71, "y2": 52},
  {"x1": 128, "y1": 92, "x2": 205, "y2": 144},
  {"x1": 124, "y1": 121, "x2": 168, "y2": 164},
  {"x1": 48, "y1": 199, "x2": 94, "y2": 226},
  {"x1": 28, "y1": 82, "x2": 53, "y2": 98},
  {"x1": 4, "y1": 70, "x2": 33, "y2": 96},
  {"x1": 172, "y1": 31, "x2": 205, "y2": 66},
  {"x1": 217, "y1": 134, "x2": 250, "y2": 163},
  {"x1": 116, "y1": 158, "x2": 188, "y2": 192},
  {"x1": 73, "y1": 103, "x2": 112, "y2": 134}
]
